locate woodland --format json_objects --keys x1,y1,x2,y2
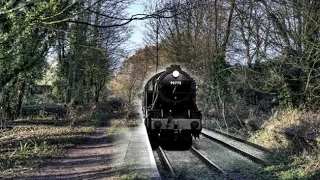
[
  {"x1": 117, "y1": 0, "x2": 320, "y2": 129},
  {"x1": 1, "y1": 0, "x2": 320, "y2": 178}
]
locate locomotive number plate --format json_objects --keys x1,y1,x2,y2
[{"x1": 170, "y1": 81, "x2": 182, "y2": 85}]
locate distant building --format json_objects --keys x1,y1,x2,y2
[{"x1": 31, "y1": 85, "x2": 53, "y2": 95}]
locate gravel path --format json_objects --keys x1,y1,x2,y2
[{"x1": 9, "y1": 125, "x2": 132, "y2": 180}]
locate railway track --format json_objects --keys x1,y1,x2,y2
[
  {"x1": 156, "y1": 145, "x2": 225, "y2": 179},
  {"x1": 192, "y1": 128, "x2": 269, "y2": 179},
  {"x1": 189, "y1": 146, "x2": 226, "y2": 174},
  {"x1": 201, "y1": 128, "x2": 267, "y2": 164},
  {"x1": 153, "y1": 128, "x2": 269, "y2": 179}
]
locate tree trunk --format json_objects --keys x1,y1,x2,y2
[
  {"x1": 3, "y1": 87, "x2": 13, "y2": 120},
  {"x1": 15, "y1": 74, "x2": 26, "y2": 118}
]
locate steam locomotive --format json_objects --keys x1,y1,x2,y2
[{"x1": 142, "y1": 65, "x2": 202, "y2": 147}]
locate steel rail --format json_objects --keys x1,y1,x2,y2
[
  {"x1": 203, "y1": 128, "x2": 268, "y2": 151},
  {"x1": 157, "y1": 146, "x2": 175, "y2": 176},
  {"x1": 201, "y1": 129, "x2": 267, "y2": 165},
  {"x1": 190, "y1": 146, "x2": 226, "y2": 175}
]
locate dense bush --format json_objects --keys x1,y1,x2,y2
[
  {"x1": 21, "y1": 104, "x2": 67, "y2": 118},
  {"x1": 107, "y1": 97, "x2": 125, "y2": 112}
]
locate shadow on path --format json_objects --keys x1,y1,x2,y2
[{"x1": 8, "y1": 126, "x2": 132, "y2": 180}]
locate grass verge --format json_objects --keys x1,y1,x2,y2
[
  {"x1": 203, "y1": 108, "x2": 320, "y2": 179},
  {"x1": 249, "y1": 108, "x2": 320, "y2": 179}
]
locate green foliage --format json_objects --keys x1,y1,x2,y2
[
  {"x1": 86, "y1": 115, "x2": 105, "y2": 127},
  {"x1": 280, "y1": 169, "x2": 309, "y2": 180},
  {"x1": 0, "y1": 0, "x2": 61, "y2": 120},
  {"x1": 279, "y1": 90, "x2": 293, "y2": 108},
  {"x1": 120, "y1": 173, "x2": 148, "y2": 180},
  {"x1": 1, "y1": 0, "x2": 130, "y2": 119}
]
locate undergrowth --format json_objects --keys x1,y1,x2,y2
[
  {"x1": 0, "y1": 104, "x2": 98, "y2": 176},
  {"x1": 0, "y1": 124, "x2": 93, "y2": 176},
  {"x1": 249, "y1": 108, "x2": 320, "y2": 179},
  {"x1": 203, "y1": 107, "x2": 320, "y2": 179}
]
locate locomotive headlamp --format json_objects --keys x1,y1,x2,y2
[{"x1": 172, "y1": 70, "x2": 180, "y2": 78}]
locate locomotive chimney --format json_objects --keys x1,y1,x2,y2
[{"x1": 166, "y1": 64, "x2": 181, "y2": 71}]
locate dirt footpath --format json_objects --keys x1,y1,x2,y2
[{"x1": 12, "y1": 125, "x2": 132, "y2": 180}]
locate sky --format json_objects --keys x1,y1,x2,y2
[{"x1": 126, "y1": 0, "x2": 147, "y2": 52}]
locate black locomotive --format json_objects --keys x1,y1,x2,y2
[{"x1": 142, "y1": 65, "x2": 202, "y2": 147}]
